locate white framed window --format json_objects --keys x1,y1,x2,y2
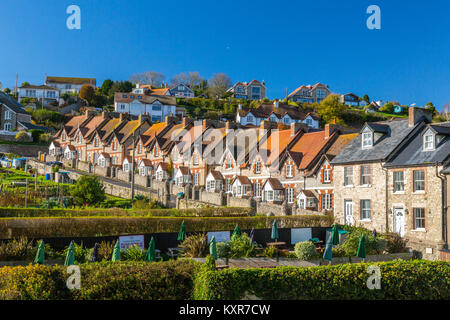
[
  {"x1": 4, "y1": 110, "x2": 11, "y2": 120},
  {"x1": 193, "y1": 153, "x2": 199, "y2": 165},
  {"x1": 255, "y1": 161, "x2": 261, "y2": 173},
  {"x1": 265, "y1": 190, "x2": 274, "y2": 201},
  {"x1": 299, "y1": 198, "x2": 305, "y2": 208},
  {"x1": 193, "y1": 172, "x2": 199, "y2": 186},
  {"x1": 226, "y1": 156, "x2": 233, "y2": 168},
  {"x1": 360, "y1": 200, "x2": 371, "y2": 220},
  {"x1": 254, "y1": 182, "x2": 261, "y2": 197},
  {"x1": 286, "y1": 188, "x2": 294, "y2": 203},
  {"x1": 226, "y1": 179, "x2": 232, "y2": 192},
  {"x1": 321, "y1": 194, "x2": 332, "y2": 209},
  {"x1": 323, "y1": 168, "x2": 331, "y2": 183},
  {"x1": 423, "y1": 134, "x2": 434, "y2": 151},
  {"x1": 247, "y1": 115, "x2": 254, "y2": 122},
  {"x1": 94, "y1": 138, "x2": 99, "y2": 147},
  {"x1": 393, "y1": 171, "x2": 404, "y2": 192},
  {"x1": 123, "y1": 163, "x2": 129, "y2": 172},
  {"x1": 413, "y1": 208, "x2": 425, "y2": 229},
  {"x1": 344, "y1": 166, "x2": 353, "y2": 186},
  {"x1": 4, "y1": 123, "x2": 11, "y2": 131},
  {"x1": 360, "y1": 165, "x2": 371, "y2": 185},
  {"x1": 307, "y1": 198, "x2": 315, "y2": 207},
  {"x1": 286, "y1": 164, "x2": 293, "y2": 177},
  {"x1": 172, "y1": 150, "x2": 178, "y2": 161},
  {"x1": 413, "y1": 170, "x2": 425, "y2": 192},
  {"x1": 362, "y1": 132, "x2": 373, "y2": 148}
]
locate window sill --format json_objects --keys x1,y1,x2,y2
[
  {"x1": 344, "y1": 184, "x2": 354, "y2": 188},
  {"x1": 393, "y1": 191, "x2": 405, "y2": 195},
  {"x1": 413, "y1": 191, "x2": 425, "y2": 195},
  {"x1": 359, "y1": 184, "x2": 372, "y2": 188},
  {"x1": 411, "y1": 228, "x2": 426, "y2": 233},
  {"x1": 360, "y1": 219, "x2": 371, "y2": 222}
]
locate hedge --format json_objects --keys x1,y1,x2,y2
[
  {"x1": 0, "y1": 260, "x2": 200, "y2": 300},
  {"x1": 193, "y1": 260, "x2": 450, "y2": 300},
  {"x1": 0, "y1": 207, "x2": 253, "y2": 218},
  {"x1": 0, "y1": 215, "x2": 333, "y2": 238}
]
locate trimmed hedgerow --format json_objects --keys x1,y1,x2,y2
[
  {"x1": 0, "y1": 215, "x2": 333, "y2": 238},
  {"x1": 193, "y1": 260, "x2": 450, "y2": 300},
  {"x1": 0, "y1": 259, "x2": 200, "y2": 300},
  {"x1": 0, "y1": 207, "x2": 253, "y2": 218}
]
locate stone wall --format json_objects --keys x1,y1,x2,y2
[
  {"x1": 227, "y1": 194, "x2": 254, "y2": 208},
  {"x1": 171, "y1": 184, "x2": 185, "y2": 196},
  {"x1": 134, "y1": 174, "x2": 150, "y2": 187},
  {"x1": 200, "y1": 190, "x2": 226, "y2": 206},
  {"x1": 117, "y1": 169, "x2": 130, "y2": 182},
  {"x1": 93, "y1": 166, "x2": 110, "y2": 177},
  {"x1": 0, "y1": 144, "x2": 49, "y2": 157},
  {"x1": 256, "y1": 201, "x2": 289, "y2": 216},
  {"x1": 77, "y1": 161, "x2": 91, "y2": 173}
]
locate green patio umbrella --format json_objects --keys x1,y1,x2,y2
[
  {"x1": 331, "y1": 224, "x2": 340, "y2": 245},
  {"x1": 357, "y1": 234, "x2": 366, "y2": 259},
  {"x1": 271, "y1": 220, "x2": 279, "y2": 241},
  {"x1": 111, "y1": 241, "x2": 121, "y2": 261},
  {"x1": 64, "y1": 241, "x2": 75, "y2": 266},
  {"x1": 146, "y1": 237, "x2": 156, "y2": 262},
  {"x1": 323, "y1": 236, "x2": 333, "y2": 261},
  {"x1": 232, "y1": 224, "x2": 242, "y2": 237},
  {"x1": 34, "y1": 240, "x2": 45, "y2": 265},
  {"x1": 209, "y1": 236, "x2": 217, "y2": 260},
  {"x1": 177, "y1": 221, "x2": 186, "y2": 242}
]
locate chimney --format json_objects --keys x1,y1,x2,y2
[
  {"x1": 225, "y1": 120, "x2": 230, "y2": 132},
  {"x1": 273, "y1": 99, "x2": 279, "y2": 108},
  {"x1": 138, "y1": 114, "x2": 143, "y2": 125},
  {"x1": 119, "y1": 113, "x2": 124, "y2": 121},
  {"x1": 202, "y1": 119, "x2": 207, "y2": 131},
  {"x1": 324, "y1": 124, "x2": 339, "y2": 139},
  {"x1": 136, "y1": 83, "x2": 141, "y2": 89},
  {"x1": 101, "y1": 111, "x2": 106, "y2": 119},
  {"x1": 408, "y1": 107, "x2": 433, "y2": 127},
  {"x1": 290, "y1": 123, "x2": 303, "y2": 136},
  {"x1": 182, "y1": 117, "x2": 187, "y2": 127},
  {"x1": 85, "y1": 109, "x2": 90, "y2": 118},
  {"x1": 238, "y1": 104, "x2": 242, "y2": 110}
]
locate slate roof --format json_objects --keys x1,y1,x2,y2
[
  {"x1": 331, "y1": 119, "x2": 418, "y2": 165},
  {"x1": 238, "y1": 103, "x2": 319, "y2": 121},
  {"x1": 114, "y1": 92, "x2": 176, "y2": 105},
  {"x1": 46, "y1": 76, "x2": 96, "y2": 86},
  {"x1": 385, "y1": 122, "x2": 450, "y2": 167},
  {"x1": 0, "y1": 92, "x2": 29, "y2": 115},
  {"x1": 208, "y1": 170, "x2": 224, "y2": 180},
  {"x1": 17, "y1": 121, "x2": 49, "y2": 132},
  {"x1": 264, "y1": 178, "x2": 284, "y2": 190}
]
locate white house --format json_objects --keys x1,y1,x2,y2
[
  {"x1": 48, "y1": 141, "x2": 62, "y2": 156},
  {"x1": 138, "y1": 159, "x2": 153, "y2": 176},
  {"x1": 296, "y1": 190, "x2": 317, "y2": 210},
  {"x1": 231, "y1": 176, "x2": 252, "y2": 197},
  {"x1": 63, "y1": 145, "x2": 77, "y2": 159},
  {"x1": 205, "y1": 170, "x2": 224, "y2": 192},
  {"x1": 45, "y1": 76, "x2": 96, "y2": 95},
  {"x1": 155, "y1": 162, "x2": 169, "y2": 181},
  {"x1": 174, "y1": 166, "x2": 191, "y2": 186},
  {"x1": 262, "y1": 178, "x2": 284, "y2": 203},
  {"x1": 122, "y1": 156, "x2": 132, "y2": 172},
  {"x1": 97, "y1": 153, "x2": 111, "y2": 167},
  {"x1": 18, "y1": 84, "x2": 60, "y2": 107},
  {"x1": 114, "y1": 91, "x2": 178, "y2": 122}
]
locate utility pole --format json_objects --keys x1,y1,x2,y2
[
  {"x1": 25, "y1": 178, "x2": 28, "y2": 208},
  {"x1": 131, "y1": 132, "x2": 136, "y2": 200},
  {"x1": 14, "y1": 73, "x2": 18, "y2": 99}
]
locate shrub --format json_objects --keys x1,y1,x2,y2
[
  {"x1": 180, "y1": 233, "x2": 209, "y2": 258},
  {"x1": 62, "y1": 241, "x2": 90, "y2": 264},
  {"x1": 0, "y1": 237, "x2": 35, "y2": 261},
  {"x1": 28, "y1": 129, "x2": 45, "y2": 143},
  {"x1": 193, "y1": 260, "x2": 450, "y2": 300},
  {"x1": 294, "y1": 241, "x2": 317, "y2": 260},
  {"x1": 341, "y1": 228, "x2": 386, "y2": 256},
  {"x1": 70, "y1": 175, "x2": 106, "y2": 206},
  {"x1": 216, "y1": 242, "x2": 230, "y2": 259},
  {"x1": 229, "y1": 233, "x2": 256, "y2": 258},
  {"x1": 0, "y1": 260, "x2": 200, "y2": 300},
  {"x1": 15, "y1": 131, "x2": 30, "y2": 142},
  {"x1": 122, "y1": 244, "x2": 145, "y2": 261},
  {"x1": 39, "y1": 133, "x2": 52, "y2": 144},
  {"x1": 97, "y1": 241, "x2": 114, "y2": 261},
  {"x1": 382, "y1": 232, "x2": 408, "y2": 253},
  {"x1": 262, "y1": 245, "x2": 278, "y2": 258}
]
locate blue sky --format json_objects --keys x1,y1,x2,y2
[{"x1": 0, "y1": 0, "x2": 449, "y2": 110}]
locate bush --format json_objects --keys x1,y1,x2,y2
[
  {"x1": 97, "y1": 241, "x2": 114, "y2": 261},
  {"x1": 122, "y1": 244, "x2": 145, "y2": 261},
  {"x1": 0, "y1": 215, "x2": 332, "y2": 238},
  {"x1": 216, "y1": 242, "x2": 230, "y2": 259},
  {"x1": 15, "y1": 131, "x2": 30, "y2": 142},
  {"x1": 261, "y1": 246, "x2": 278, "y2": 258},
  {"x1": 39, "y1": 133, "x2": 52, "y2": 144},
  {"x1": 341, "y1": 228, "x2": 386, "y2": 256},
  {"x1": 294, "y1": 241, "x2": 317, "y2": 260},
  {"x1": 0, "y1": 237, "x2": 35, "y2": 261},
  {"x1": 28, "y1": 129, "x2": 45, "y2": 143},
  {"x1": 62, "y1": 241, "x2": 90, "y2": 264},
  {"x1": 193, "y1": 260, "x2": 450, "y2": 300},
  {"x1": 382, "y1": 232, "x2": 408, "y2": 253},
  {"x1": 229, "y1": 233, "x2": 256, "y2": 258},
  {"x1": 180, "y1": 233, "x2": 209, "y2": 258},
  {"x1": 70, "y1": 175, "x2": 106, "y2": 206},
  {"x1": 0, "y1": 260, "x2": 200, "y2": 300}
]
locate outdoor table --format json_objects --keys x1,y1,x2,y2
[{"x1": 266, "y1": 242, "x2": 287, "y2": 249}]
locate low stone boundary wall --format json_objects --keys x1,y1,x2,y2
[
  {"x1": 134, "y1": 174, "x2": 150, "y2": 187},
  {"x1": 93, "y1": 166, "x2": 110, "y2": 177},
  {"x1": 200, "y1": 190, "x2": 226, "y2": 206},
  {"x1": 171, "y1": 184, "x2": 185, "y2": 195},
  {"x1": 117, "y1": 169, "x2": 130, "y2": 182},
  {"x1": 77, "y1": 161, "x2": 91, "y2": 173},
  {"x1": 256, "y1": 201, "x2": 288, "y2": 216},
  {"x1": 227, "y1": 195, "x2": 254, "y2": 208}
]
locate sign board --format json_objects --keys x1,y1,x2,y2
[
  {"x1": 119, "y1": 235, "x2": 145, "y2": 251},
  {"x1": 208, "y1": 231, "x2": 230, "y2": 243},
  {"x1": 291, "y1": 228, "x2": 312, "y2": 244}
]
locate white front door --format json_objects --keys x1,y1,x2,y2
[
  {"x1": 344, "y1": 200, "x2": 354, "y2": 225},
  {"x1": 394, "y1": 208, "x2": 405, "y2": 237}
]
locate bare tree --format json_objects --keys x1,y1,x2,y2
[
  {"x1": 208, "y1": 73, "x2": 232, "y2": 99},
  {"x1": 171, "y1": 71, "x2": 203, "y2": 88},
  {"x1": 129, "y1": 71, "x2": 165, "y2": 87}
]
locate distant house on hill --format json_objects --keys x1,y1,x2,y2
[
  {"x1": 287, "y1": 83, "x2": 331, "y2": 104},
  {"x1": 45, "y1": 76, "x2": 96, "y2": 95},
  {"x1": 227, "y1": 80, "x2": 267, "y2": 100}
]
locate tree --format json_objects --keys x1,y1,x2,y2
[
  {"x1": 108, "y1": 81, "x2": 134, "y2": 102},
  {"x1": 70, "y1": 175, "x2": 106, "y2": 206},
  {"x1": 171, "y1": 71, "x2": 203, "y2": 88},
  {"x1": 129, "y1": 71, "x2": 165, "y2": 87},
  {"x1": 317, "y1": 94, "x2": 346, "y2": 124},
  {"x1": 79, "y1": 85, "x2": 95, "y2": 105},
  {"x1": 21, "y1": 82, "x2": 30, "y2": 87},
  {"x1": 208, "y1": 73, "x2": 232, "y2": 99},
  {"x1": 4, "y1": 88, "x2": 11, "y2": 94},
  {"x1": 363, "y1": 94, "x2": 370, "y2": 105},
  {"x1": 379, "y1": 102, "x2": 394, "y2": 114},
  {"x1": 15, "y1": 131, "x2": 30, "y2": 142},
  {"x1": 425, "y1": 102, "x2": 437, "y2": 116},
  {"x1": 101, "y1": 79, "x2": 114, "y2": 95}
]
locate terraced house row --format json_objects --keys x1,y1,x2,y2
[{"x1": 47, "y1": 107, "x2": 450, "y2": 259}]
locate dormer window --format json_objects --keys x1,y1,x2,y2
[
  {"x1": 362, "y1": 132, "x2": 373, "y2": 149},
  {"x1": 423, "y1": 133, "x2": 434, "y2": 151}
]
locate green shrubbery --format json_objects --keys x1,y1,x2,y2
[
  {"x1": 193, "y1": 260, "x2": 450, "y2": 300},
  {"x1": 294, "y1": 241, "x2": 318, "y2": 260},
  {"x1": 180, "y1": 233, "x2": 209, "y2": 258},
  {"x1": 0, "y1": 260, "x2": 200, "y2": 300}
]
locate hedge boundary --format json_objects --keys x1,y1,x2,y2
[
  {"x1": 0, "y1": 207, "x2": 253, "y2": 218},
  {"x1": 193, "y1": 260, "x2": 450, "y2": 300},
  {"x1": 0, "y1": 260, "x2": 447, "y2": 300},
  {"x1": 0, "y1": 215, "x2": 333, "y2": 238}
]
